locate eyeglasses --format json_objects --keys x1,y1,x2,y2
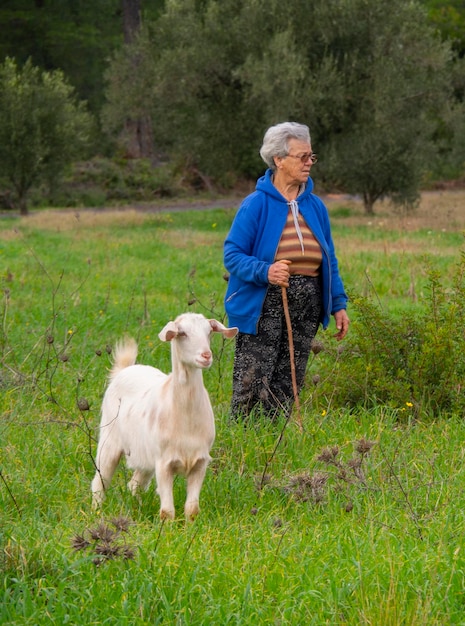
[{"x1": 286, "y1": 152, "x2": 318, "y2": 164}]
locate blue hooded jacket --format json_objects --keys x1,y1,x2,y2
[{"x1": 224, "y1": 169, "x2": 348, "y2": 334}]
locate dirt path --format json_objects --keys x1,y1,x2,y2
[{"x1": 4, "y1": 189, "x2": 465, "y2": 233}]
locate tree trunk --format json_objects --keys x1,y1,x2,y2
[
  {"x1": 363, "y1": 192, "x2": 375, "y2": 216},
  {"x1": 123, "y1": 116, "x2": 154, "y2": 159},
  {"x1": 122, "y1": 0, "x2": 141, "y2": 44},
  {"x1": 121, "y1": 0, "x2": 154, "y2": 159},
  {"x1": 18, "y1": 193, "x2": 29, "y2": 216}
]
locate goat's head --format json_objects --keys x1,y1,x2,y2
[{"x1": 158, "y1": 313, "x2": 238, "y2": 370}]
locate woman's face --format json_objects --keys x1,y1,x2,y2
[{"x1": 275, "y1": 138, "x2": 315, "y2": 185}]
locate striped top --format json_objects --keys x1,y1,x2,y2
[{"x1": 275, "y1": 208, "x2": 322, "y2": 276}]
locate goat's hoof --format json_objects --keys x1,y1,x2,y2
[
  {"x1": 91, "y1": 493, "x2": 104, "y2": 510},
  {"x1": 128, "y1": 480, "x2": 139, "y2": 496},
  {"x1": 185, "y1": 502, "x2": 200, "y2": 521},
  {"x1": 160, "y1": 509, "x2": 175, "y2": 521}
]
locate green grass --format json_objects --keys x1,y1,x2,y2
[{"x1": 1, "y1": 205, "x2": 465, "y2": 624}]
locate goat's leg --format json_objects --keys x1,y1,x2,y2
[
  {"x1": 128, "y1": 469, "x2": 154, "y2": 495},
  {"x1": 184, "y1": 458, "x2": 209, "y2": 521},
  {"x1": 91, "y1": 445, "x2": 122, "y2": 508},
  {"x1": 155, "y1": 461, "x2": 175, "y2": 520}
]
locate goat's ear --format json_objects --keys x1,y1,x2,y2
[
  {"x1": 209, "y1": 319, "x2": 239, "y2": 339},
  {"x1": 158, "y1": 321, "x2": 178, "y2": 342}
]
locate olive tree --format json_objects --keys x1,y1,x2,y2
[
  {"x1": 103, "y1": 0, "x2": 266, "y2": 185},
  {"x1": 103, "y1": 0, "x2": 457, "y2": 208},
  {"x1": 238, "y1": 0, "x2": 455, "y2": 214},
  {"x1": 312, "y1": 0, "x2": 454, "y2": 214},
  {"x1": 0, "y1": 57, "x2": 94, "y2": 215}
]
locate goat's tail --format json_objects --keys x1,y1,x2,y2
[{"x1": 109, "y1": 337, "x2": 138, "y2": 379}]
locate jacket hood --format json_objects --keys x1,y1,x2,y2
[{"x1": 255, "y1": 169, "x2": 315, "y2": 202}]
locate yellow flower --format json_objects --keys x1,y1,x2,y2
[
  {"x1": 406, "y1": 402, "x2": 413, "y2": 408},
  {"x1": 321, "y1": 409, "x2": 327, "y2": 417}
]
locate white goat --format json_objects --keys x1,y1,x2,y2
[{"x1": 91, "y1": 312, "x2": 237, "y2": 520}]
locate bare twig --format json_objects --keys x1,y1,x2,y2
[
  {"x1": 0, "y1": 467, "x2": 21, "y2": 516},
  {"x1": 257, "y1": 410, "x2": 292, "y2": 492}
]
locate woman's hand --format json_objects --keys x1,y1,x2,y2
[
  {"x1": 268, "y1": 260, "x2": 292, "y2": 287},
  {"x1": 333, "y1": 309, "x2": 350, "y2": 341}
]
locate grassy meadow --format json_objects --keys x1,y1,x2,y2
[{"x1": 1, "y1": 191, "x2": 465, "y2": 624}]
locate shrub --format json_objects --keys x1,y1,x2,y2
[
  {"x1": 0, "y1": 57, "x2": 94, "y2": 214},
  {"x1": 45, "y1": 157, "x2": 183, "y2": 207},
  {"x1": 311, "y1": 251, "x2": 465, "y2": 417}
]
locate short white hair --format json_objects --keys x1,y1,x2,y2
[{"x1": 259, "y1": 122, "x2": 311, "y2": 171}]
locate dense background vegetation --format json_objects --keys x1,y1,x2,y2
[{"x1": 0, "y1": 0, "x2": 465, "y2": 214}]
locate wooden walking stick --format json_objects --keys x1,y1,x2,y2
[{"x1": 281, "y1": 285, "x2": 303, "y2": 432}]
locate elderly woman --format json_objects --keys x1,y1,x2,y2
[{"x1": 224, "y1": 121, "x2": 349, "y2": 420}]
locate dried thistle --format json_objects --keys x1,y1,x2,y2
[
  {"x1": 284, "y1": 472, "x2": 328, "y2": 503},
  {"x1": 336, "y1": 467, "x2": 351, "y2": 483},
  {"x1": 71, "y1": 518, "x2": 137, "y2": 566},
  {"x1": 94, "y1": 543, "x2": 121, "y2": 559},
  {"x1": 347, "y1": 457, "x2": 362, "y2": 470},
  {"x1": 121, "y1": 546, "x2": 136, "y2": 560},
  {"x1": 110, "y1": 516, "x2": 133, "y2": 533},
  {"x1": 347, "y1": 457, "x2": 366, "y2": 483},
  {"x1": 317, "y1": 446, "x2": 340, "y2": 465},
  {"x1": 71, "y1": 534, "x2": 91, "y2": 551},
  {"x1": 88, "y1": 522, "x2": 116, "y2": 543},
  {"x1": 355, "y1": 438, "x2": 376, "y2": 456},
  {"x1": 310, "y1": 339, "x2": 325, "y2": 355},
  {"x1": 77, "y1": 397, "x2": 90, "y2": 411}
]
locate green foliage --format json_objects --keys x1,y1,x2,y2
[
  {"x1": 104, "y1": 0, "x2": 265, "y2": 185},
  {"x1": 0, "y1": 0, "x2": 141, "y2": 114},
  {"x1": 313, "y1": 251, "x2": 465, "y2": 417},
  {"x1": 421, "y1": 0, "x2": 465, "y2": 57},
  {"x1": 1, "y1": 0, "x2": 464, "y2": 211},
  {"x1": 0, "y1": 57, "x2": 95, "y2": 214},
  {"x1": 100, "y1": 0, "x2": 461, "y2": 211},
  {"x1": 303, "y1": 0, "x2": 454, "y2": 213},
  {"x1": 53, "y1": 157, "x2": 183, "y2": 207}
]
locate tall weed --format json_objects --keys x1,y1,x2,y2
[{"x1": 313, "y1": 249, "x2": 465, "y2": 416}]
